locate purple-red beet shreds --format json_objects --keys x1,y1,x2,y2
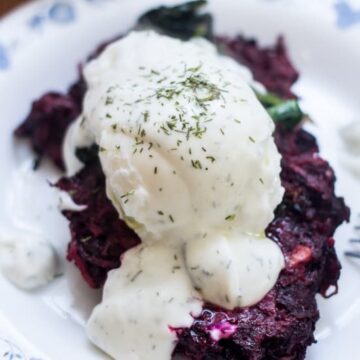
[
  {"x1": 14, "y1": 33, "x2": 349, "y2": 360},
  {"x1": 56, "y1": 160, "x2": 140, "y2": 288},
  {"x1": 14, "y1": 92, "x2": 81, "y2": 169},
  {"x1": 217, "y1": 36, "x2": 299, "y2": 99}
]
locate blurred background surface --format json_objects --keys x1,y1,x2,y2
[{"x1": 0, "y1": 0, "x2": 27, "y2": 16}]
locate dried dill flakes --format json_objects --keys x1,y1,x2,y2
[
  {"x1": 156, "y1": 87, "x2": 183, "y2": 100},
  {"x1": 172, "y1": 265, "x2": 181, "y2": 273},
  {"x1": 201, "y1": 269, "x2": 214, "y2": 277},
  {"x1": 130, "y1": 270, "x2": 143, "y2": 282},
  {"x1": 131, "y1": 64, "x2": 223, "y2": 157},
  {"x1": 109, "y1": 50, "x2": 231, "y2": 174},
  {"x1": 191, "y1": 159, "x2": 202, "y2": 169},
  {"x1": 80, "y1": 115, "x2": 87, "y2": 127},
  {"x1": 143, "y1": 111, "x2": 150, "y2": 122},
  {"x1": 120, "y1": 190, "x2": 135, "y2": 199},
  {"x1": 225, "y1": 214, "x2": 236, "y2": 221},
  {"x1": 105, "y1": 96, "x2": 114, "y2": 105}
]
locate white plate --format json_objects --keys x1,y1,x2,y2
[{"x1": 1, "y1": 0, "x2": 360, "y2": 359}]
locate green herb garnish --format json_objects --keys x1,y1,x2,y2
[{"x1": 136, "y1": 1, "x2": 213, "y2": 40}]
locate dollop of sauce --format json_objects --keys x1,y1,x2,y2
[
  {"x1": 64, "y1": 31, "x2": 285, "y2": 360},
  {"x1": 185, "y1": 233, "x2": 284, "y2": 309},
  {"x1": 0, "y1": 232, "x2": 57, "y2": 290},
  {"x1": 340, "y1": 121, "x2": 360, "y2": 178},
  {"x1": 87, "y1": 244, "x2": 202, "y2": 360}
]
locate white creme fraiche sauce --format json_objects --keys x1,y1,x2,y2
[
  {"x1": 0, "y1": 232, "x2": 56, "y2": 290},
  {"x1": 63, "y1": 31, "x2": 285, "y2": 360}
]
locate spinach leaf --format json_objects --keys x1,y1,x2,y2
[
  {"x1": 255, "y1": 90, "x2": 304, "y2": 129},
  {"x1": 75, "y1": 144, "x2": 99, "y2": 166},
  {"x1": 255, "y1": 91, "x2": 283, "y2": 108},
  {"x1": 136, "y1": 0, "x2": 213, "y2": 40},
  {"x1": 267, "y1": 100, "x2": 303, "y2": 129}
]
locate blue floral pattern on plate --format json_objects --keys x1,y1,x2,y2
[
  {"x1": 0, "y1": 337, "x2": 42, "y2": 360},
  {"x1": 0, "y1": 45, "x2": 9, "y2": 70},
  {"x1": 335, "y1": 1, "x2": 360, "y2": 29},
  {"x1": 0, "y1": 0, "x2": 111, "y2": 71},
  {"x1": 28, "y1": 1, "x2": 76, "y2": 29},
  {"x1": 48, "y1": 2, "x2": 76, "y2": 24},
  {"x1": 26, "y1": 0, "x2": 109, "y2": 30},
  {"x1": 14, "y1": 0, "x2": 360, "y2": 74}
]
